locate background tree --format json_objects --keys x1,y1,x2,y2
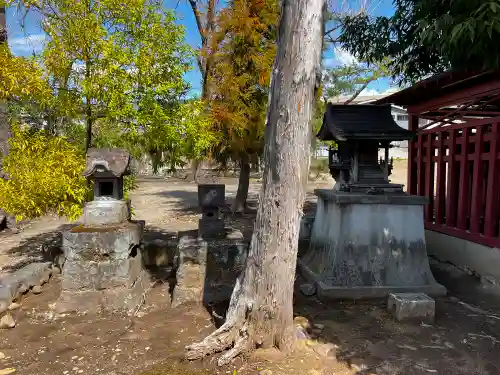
[
  {"x1": 12, "y1": 0, "x2": 202, "y2": 167},
  {"x1": 339, "y1": 0, "x2": 500, "y2": 84},
  {"x1": 207, "y1": 0, "x2": 278, "y2": 213},
  {"x1": 185, "y1": 0, "x2": 325, "y2": 364}
]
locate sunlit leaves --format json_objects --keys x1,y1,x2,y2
[
  {"x1": 0, "y1": 44, "x2": 50, "y2": 102},
  {"x1": 0, "y1": 124, "x2": 89, "y2": 221}
]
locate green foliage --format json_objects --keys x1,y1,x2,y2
[
  {"x1": 207, "y1": 0, "x2": 278, "y2": 166},
  {"x1": 322, "y1": 59, "x2": 391, "y2": 100},
  {"x1": 0, "y1": 124, "x2": 89, "y2": 221},
  {"x1": 339, "y1": 0, "x2": 500, "y2": 84}
]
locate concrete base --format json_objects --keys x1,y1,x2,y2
[
  {"x1": 387, "y1": 292, "x2": 435, "y2": 323},
  {"x1": 426, "y1": 230, "x2": 500, "y2": 282},
  {"x1": 299, "y1": 189, "x2": 446, "y2": 300}
]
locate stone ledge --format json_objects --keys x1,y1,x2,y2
[
  {"x1": 316, "y1": 283, "x2": 447, "y2": 300},
  {"x1": 0, "y1": 262, "x2": 53, "y2": 314},
  {"x1": 315, "y1": 189, "x2": 429, "y2": 205}
]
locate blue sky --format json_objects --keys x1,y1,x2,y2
[{"x1": 5, "y1": 0, "x2": 396, "y2": 97}]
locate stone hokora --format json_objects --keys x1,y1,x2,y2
[
  {"x1": 299, "y1": 104, "x2": 446, "y2": 299},
  {"x1": 57, "y1": 148, "x2": 149, "y2": 314}
]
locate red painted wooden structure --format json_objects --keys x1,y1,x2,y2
[{"x1": 377, "y1": 71, "x2": 500, "y2": 248}]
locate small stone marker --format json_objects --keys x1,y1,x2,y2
[{"x1": 387, "y1": 292, "x2": 435, "y2": 323}]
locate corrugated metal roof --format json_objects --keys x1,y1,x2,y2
[{"x1": 317, "y1": 103, "x2": 415, "y2": 141}]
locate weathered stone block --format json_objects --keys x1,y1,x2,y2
[
  {"x1": 62, "y1": 222, "x2": 143, "y2": 261},
  {"x1": 172, "y1": 236, "x2": 207, "y2": 307},
  {"x1": 57, "y1": 271, "x2": 149, "y2": 314},
  {"x1": 198, "y1": 184, "x2": 225, "y2": 208},
  {"x1": 61, "y1": 255, "x2": 143, "y2": 291},
  {"x1": 141, "y1": 238, "x2": 177, "y2": 267},
  {"x1": 198, "y1": 217, "x2": 225, "y2": 239},
  {"x1": 83, "y1": 198, "x2": 130, "y2": 226},
  {"x1": 176, "y1": 236, "x2": 208, "y2": 266},
  {"x1": 387, "y1": 292, "x2": 435, "y2": 323}
]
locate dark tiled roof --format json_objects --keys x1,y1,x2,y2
[
  {"x1": 83, "y1": 148, "x2": 131, "y2": 177},
  {"x1": 317, "y1": 103, "x2": 415, "y2": 141}
]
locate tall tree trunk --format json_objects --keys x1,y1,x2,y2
[
  {"x1": 85, "y1": 102, "x2": 92, "y2": 152},
  {"x1": 191, "y1": 159, "x2": 201, "y2": 182},
  {"x1": 185, "y1": 0, "x2": 324, "y2": 365},
  {"x1": 0, "y1": 5, "x2": 9, "y2": 161},
  {"x1": 232, "y1": 155, "x2": 251, "y2": 214},
  {"x1": 84, "y1": 60, "x2": 92, "y2": 152}
]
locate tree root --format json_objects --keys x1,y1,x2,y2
[{"x1": 185, "y1": 274, "x2": 253, "y2": 366}]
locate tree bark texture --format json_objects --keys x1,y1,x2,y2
[
  {"x1": 0, "y1": 6, "x2": 9, "y2": 162},
  {"x1": 232, "y1": 156, "x2": 251, "y2": 214},
  {"x1": 185, "y1": 0, "x2": 325, "y2": 365}
]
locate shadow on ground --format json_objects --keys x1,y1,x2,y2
[{"x1": 0, "y1": 224, "x2": 73, "y2": 273}]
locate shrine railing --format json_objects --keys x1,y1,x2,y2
[{"x1": 408, "y1": 117, "x2": 500, "y2": 248}]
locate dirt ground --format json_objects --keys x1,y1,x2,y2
[{"x1": 2, "y1": 161, "x2": 500, "y2": 375}]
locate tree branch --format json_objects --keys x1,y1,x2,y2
[
  {"x1": 343, "y1": 78, "x2": 373, "y2": 104},
  {"x1": 188, "y1": 0, "x2": 206, "y2": 45}
]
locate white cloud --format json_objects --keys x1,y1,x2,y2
[
  {"x1": 8, "y1": 33, "x2": 47, "y2": 56},
  {"x1": 333, "y1": 47, "x2": 357, "y2": 65},
  {"x1": 359, "y1": 86, "x2": 399, "y2": 96}
]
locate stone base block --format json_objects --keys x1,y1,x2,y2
[
  {"x1": 83, "y1": 198, "x2": 131, "y2": 226},
  {"x1": 204, "y1": 232, "x2": 248, "y2": 304},
  {"x1": 61, "y1": 255, "x2": 144, "y2": 291},
  {"x1": 172, "y1": 236, "x2": 207, "y2": 307},
  {"x1": 387, "y1": 292, "x2": 435, "y2": 323},
  {"x1": 62, "y1": 221, "x2": 143, "y2": 261},
  {"x1": 316, "y1": 283, "x2": 446, "y2": 300},
  {"x1": 56, "y1": 271, "x2": 149, "y2": 314},
  {"x1": 300, "y1": 191, "x2": 446, "y2": 300},
  {"x1": 198, "y1": 218, "x2": 225, "y2": 239}
]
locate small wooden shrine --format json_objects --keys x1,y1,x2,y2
[{"x1": 317, "y1": 104, "x2": 414, "y2": 193}]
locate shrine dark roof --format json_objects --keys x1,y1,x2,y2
[
  {"x1": 317, "y1": 103, "x2": 415, "y2": 141},
  {"x1": 83, "y1": 148, "x2": 131, "y2": 178}
]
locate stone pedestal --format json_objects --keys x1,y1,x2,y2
[
  {"x1": 172, "y1": 236, "x2": 208, "y2": 307},
  {"x1": 299, "y1": 189, "x2": 446, "y2": 300},
  {"x1": 57, "y1": 221, "x2": 149, "y2": 313},
  {"x1": 172, "y1": 230, "x2": 248, "y2": 307},
  {"x1": 83, "y1": 198, "x2": 130, "y2": 226}
]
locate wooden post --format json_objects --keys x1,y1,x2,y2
[
  {"x1": 446, "y1": 129, "x2": 458, "y2": 227},
  {"x1": 435, "y1": 132, "x2": 446, "y2": 224},
  {"x1": 484, "y1": 123, "x2": 499, "y2": 237},
  {"x1": 457, "y1": 129, "x2": 470, "y2": 230},
  {"x1": 470, "y1": 126, "x2": 485, "y2": 234},
  {"x1": 407, "y1": 114, "x2": 419, "y2": 194}
]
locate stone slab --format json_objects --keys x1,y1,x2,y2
[
  {"x1": 316, "y1": 283, "x2": 446, "y2": 300},
  {"x1": 315, "y1": 189, "x2": 429, "y2": 205},
  {"x1": 387, "y1": 292, "x2": 436, "y2": 323},
  {"x1": 0, "y1": 262, "x2": 52, "y2": 313}
]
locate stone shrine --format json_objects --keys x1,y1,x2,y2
[
  {"x1": 57, "y1": 148, "x2": 149, "y2": 313},
  {"x1": 299, "y1": 104, "x2": 446, "y2": 299},
  {"x1": 172, "y1": 185, "x2": 248, "y2": 307},
  {"x1": 198, "y1": 184, "x2": 225, "y2": 238}
]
